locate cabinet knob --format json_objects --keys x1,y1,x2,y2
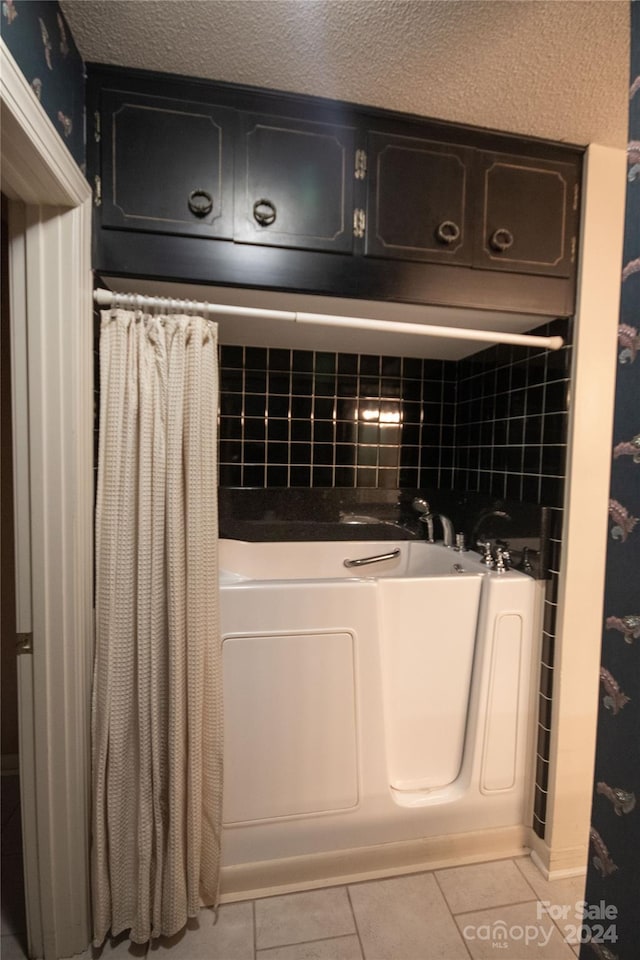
[
  {"x1": 188, "y1": 189, "x2": 214, "y2": 218},
  {"x1": 489, "y1": 228, "x2": 514, "y2": 253},
  {"x1": 435, "y1": 221, "x2": 461, "y2": 245},
  {"x1": 253, "y1": 199, "x2": 277, "y2": 227}
]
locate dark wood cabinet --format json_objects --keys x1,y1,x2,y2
[
  {"x1": 473, "y1": 152, "x2": 578, "y2": 278},
  {"x1": 100, "y1": 89, "x2": 234, "y2": 239},
  {"x1": 88, "y1": 65, "x2": 583, "y2": 317},
  {"x1": 365, "y1": 132, "x2": 473, "y2": 265},
  {"x1": 365, "y1": 133, "x2": 577, "y2": 279},
  {"x1": 234, "y1": 113, "x2": 356, "y2": 254}
]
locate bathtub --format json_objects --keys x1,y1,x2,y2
[{"x1": 219, "y1": 538, "x2": 537, "y2": 886}]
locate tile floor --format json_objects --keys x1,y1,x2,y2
[{"x1": 2, "y1": 774, "x2": 586, "y2": 960}]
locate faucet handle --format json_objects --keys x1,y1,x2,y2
[
  {"x1": 517, "y1": 546, "x2": 535, "y2": 575},
  {"x1": 476, "y1": 540, "x2": 495, "y2": 566},
  {"x1": 495, "y1": 545, "x2": 512, "y2": 573},
  {"x1": 412, "y1": 498, "x2": 430, "y2": 515}
]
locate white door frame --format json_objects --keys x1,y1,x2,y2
[{"x1": 1, "y1": 40, "x2": 93, "y2": 958}]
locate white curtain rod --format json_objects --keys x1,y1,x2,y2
[{"x1": 93, "y1": 288, "x2": 564, "y2": 351}]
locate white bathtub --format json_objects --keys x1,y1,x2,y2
[{"x1": 219, "y1": 538, "x2": 537, "y2": 879}]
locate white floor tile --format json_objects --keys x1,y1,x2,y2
[
  {"x1": 514, "y1": 856, "x2": 586, "y2": 908},
  {"x1": 435, "y1": 858, "x2": 535, "y2": 914},
  {"x1": 256, "y1": 888, "x2": 355, "y2": 950},
  {"x1": 149, "y1": 902, "x2": 254, "y2": 959},
  {"x1": 348, "y1": 872, "x2": 469, "y2": 960},
  {"x1": 455, "y1": 900, "x2": 575, "y2": 959},
  {"x1": 514, "y1": 857, "x2": 587, "y2": 944},
  {"x1": 257, "y1": 934, "x2": 363, "y2": 960}
]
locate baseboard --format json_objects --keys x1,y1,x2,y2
[
  {"x1": 529, "y1": 832, "x2": 588, "y2": 880},
  {"x1": 219, "y1": 824, "x2": 530, "y2": 902}
]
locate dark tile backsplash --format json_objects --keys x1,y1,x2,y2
[
  {"x1": 219, "y1": 348, "x2": 457, "y2": 490},
  {"x1": 454, "y1": 318, "x2": 572, "y2": 507},
  {"x1": 218, "y1": 318, "x2": 572, "y2": 509}
]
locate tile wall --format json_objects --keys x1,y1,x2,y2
[
  {"x1": 455, "y1": 319, "x2": 572, "y2": 508},
  {"x1": 453, "y1": 318, "x2": 572, "y2": 838},
  {"x1": 218, "y1": 319, "x2": 571, "y2": 512},
  {"x1": 219, "y1": 347, "x2": 457, "y2": 490}
]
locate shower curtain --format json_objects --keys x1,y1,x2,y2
[{"x1": 92, "y1": 308, "x2": 222, "y2": 943}]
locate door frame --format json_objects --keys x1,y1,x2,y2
[{"x1": 1, "y1": 40, "x2": 93, "y2": 958}]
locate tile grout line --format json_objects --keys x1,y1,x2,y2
[
  {"x1": 520, "y1": 864, "x2": 586, "y2": 953},
  {"x1": 252, "y1": 898, "x2": 257, "y2": 960},
  {"x1": 257, "y1": 932, "x2": 361, "y2": 958},
  {"x1": 254, "y1": 886, "x2": 358, "y2": 954},
  {"x1": 345, "y1": 885, "x2": 366, "y2": 960},
  {"x1": 453, "y1": 896, "x2": 544, "y2": 918},
  {"x1": 257, "y1": 931, "x2": 361, "y2": 955},
  {"x1": 431, "y1": 869, "x2": 473, "y2": 960}
]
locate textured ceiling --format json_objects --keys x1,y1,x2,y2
[{"x1": 61, "y1": 0, "x2": 630, "y2": 148}]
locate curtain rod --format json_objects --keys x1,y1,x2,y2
[{"x1": 93, "y1": 288, "x2": 564, "y2": 351}]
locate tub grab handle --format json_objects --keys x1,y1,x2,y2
[{"x1": 344, "y1": 548, "x2": 401, "y2": 568}]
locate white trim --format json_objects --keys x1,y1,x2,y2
[
  {"x1": 543, "y1": 144, "x2": 626, "y2": 875},
  {"x1": 2, "y1": 36, "x2": 94, "y2": 960},
  {"x1": 0, "y1": 40, "x2": 89, "y2": 206},
  {"x1": 530, "y1": 847, "x2": 587, "y2": 883}
]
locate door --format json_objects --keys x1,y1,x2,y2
[
  {"x1": 365, "y1": 131, "x2": 473, "y2": 265},
  {"x1": 473, "y1": 152, "x2": 578, "y2": 277},
  {"x1": 100, "y1": 89, "x2": 235, "y2": 238},
  {"x1": 235, "y1": 111, "x2": 356, "y2": 253}
]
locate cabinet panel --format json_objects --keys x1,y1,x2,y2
[
  {"x1": 366, "y1": 133, "x2": 473, "y2": 265},
  {"x1": 474, "y1": 154, "x2": 577, "y2": 277},
  {"x1": 101, "y1": 90, "x2": 234, "y2": 238},
  {"x1": 235, "y1": 113, "x2": 355, "y2": 253}
]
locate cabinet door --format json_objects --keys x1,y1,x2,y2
[
  {"x1": 473, "y1": 153, "x2": 578, "y2": 277},
  {"x1": 365, "y1": 132, "x2": 473, "y2": 265},
  {"x1": 235, "y1": 113, "x2": 355, "y2": 253},
  {"x1": 100, "y1": 90, "x2": 234, "y2": 238}
]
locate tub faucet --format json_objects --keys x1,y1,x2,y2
[
  {"x1": 412, "y1": 498, "x2": 455, "y2": 547},
  {"x1": 470, "y1": 508, "x2": 511, "y2": 546}
]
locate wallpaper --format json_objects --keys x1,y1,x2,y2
[
  {"x1": 580, "y1": 4, "x2": 640, "y2": 959},
  {"x1": 1, "y1": 0, "x2": 85, "y2": 171}
]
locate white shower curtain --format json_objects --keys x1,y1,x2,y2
[{"x1": 92, "y1": 308, "x2": 222, "y2": 943}]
